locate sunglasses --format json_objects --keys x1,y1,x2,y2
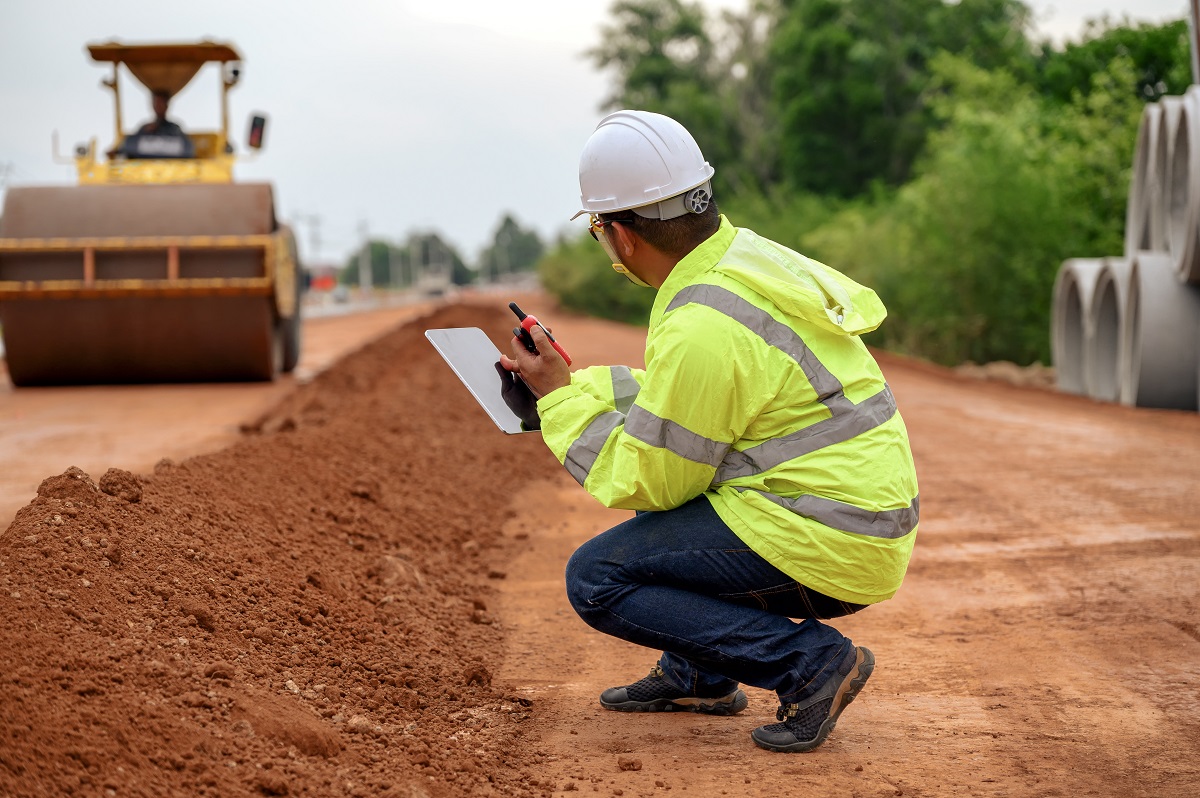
[{"x1": 587, "y1": 215, "x2": 632, "y2": 241}]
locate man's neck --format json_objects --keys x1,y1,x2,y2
[{"x1": 640, "y1": 249, "x2": 684, "y2": 289}]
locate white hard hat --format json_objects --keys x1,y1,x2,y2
[{"x1": 572, "y1": 110, "x2": 715, "y2": 221}]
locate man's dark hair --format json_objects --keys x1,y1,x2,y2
[{"x1": 600, "y1": 199, "x2": 720, "y2": 259}]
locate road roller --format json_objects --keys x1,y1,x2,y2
[{"x1": 0, "y1": 40, "x2": 301, "y2": 386}]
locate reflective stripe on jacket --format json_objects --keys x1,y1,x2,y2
[{"x1": 536, "y1": 216, "x2": 919, "y2": 604}]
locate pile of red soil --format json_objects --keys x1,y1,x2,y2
[{"x1": 0, "y1": 303, "x2": 561, "y2": 797}]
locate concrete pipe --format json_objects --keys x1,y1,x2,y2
[
  {"x1": 1087, "y1": 257, "x2": 1133, "y2": 403},
  {"x1": 1166, "y1": 89, "x2": 1200, "y2": 284},
  {"x1": 1156, "y1": 96, "x2": 1185, "y2": 262},
  {"x1": 1125, "y1": 102, "x2": 1163, "y2": 258},
  {"x1": 1051, "y1": 258, "x2": 1104, "y2": 395},
  {"x1": 1122, "y1": 253, "x2": 1200, "y2": 410}
]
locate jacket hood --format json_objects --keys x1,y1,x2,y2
[{"x1": 716, "y1": 228, "x2": 886, "y2": 336}]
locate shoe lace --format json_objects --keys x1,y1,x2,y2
[
  {"x1": 776, "y1": 703, "x2": 799, "y2": 722},
  {"x1": 647, "y1": 665, "x2": 664, "y2": 679}
]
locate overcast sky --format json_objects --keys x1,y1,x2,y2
[{"x1": 0, "y1": 1, "x2": 1188, "y2": 267}]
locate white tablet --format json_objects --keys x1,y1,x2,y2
[{"x1": 424, "y1": 327, "x2": 538, "y2": 434}]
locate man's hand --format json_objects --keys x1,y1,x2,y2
[
  {"x1": 494, "y1": 362, "x2": 540, "y2": 430},
  {"x1": 498, "y1": 324, "x2": 571, "y2": 399}
]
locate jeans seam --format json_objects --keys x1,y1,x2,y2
[
  {"x1": 745, "y1": 590, "x2": 768, "y2": 610},
  {"x1": 779, "y1": 643, "x2": 849, "y2": 702},
  {"x1": 798, "y1": 585, "x2": 816, "y2": 619},
  {"x1": 721, "y1": 581, "x2": 797, "y2": 607}
]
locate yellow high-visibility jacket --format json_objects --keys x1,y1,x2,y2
[{"x1": 536, "y1": 216, "x2": 919, "y2": 604}]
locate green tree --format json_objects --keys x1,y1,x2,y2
[
  {"x1": 537, "y1": 232, "x2": 656, "y2": 325},
  {"x1": 410, "y1": 233, "x2": 473, "y2": 287},
  {"x1": 801, "y1": 53, "x2": 1142, "y2": 365},
  {"x1": 340, "y1": 241, "x2": 406, "y2": 288},
  {"x1": 707, "y1": 0, "x2": 788, "y2": 194},
  {"x1": 590, "y1": 0, "x2": 713, "y2": 109},
  {"x1": 771, "y1": 0, "x2": 1034, "y2": 197},
  {"x1": 579, "y1": 2, "x2": 1182, "y2": 367},
  {"x1": 341, "y1": 234, "x2": 473, "y2": 289},
  {"x1": 1036, "y1": 17, "x2": 1191, "y2": 103},
  {"x1": 589, "y1": 0, "x2": 749, "y2": 196},
  {"x1": 478, "y1": 213, "x2": 545, "y2": 281}
]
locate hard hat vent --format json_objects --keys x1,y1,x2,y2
[{"x1": 684, "y1": 186, "x2": 711, "y2": 214}]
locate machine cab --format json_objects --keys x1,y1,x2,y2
[{"x1": 77, "y1": 40, "x2": 266, "y2": 185}]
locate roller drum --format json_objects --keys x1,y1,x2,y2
[
  {"x1": 277, "y1": 224, "x2": 302, "y2": 373},
  {"x1": 0, "y1": 183, "x2": 275, "y2": 237},
  {"x1": 0, "y1": 183, "x2": 284, "y2": 385},
  {"x1": 1, "y1": 295, "x2": 279, "y2": 386}
]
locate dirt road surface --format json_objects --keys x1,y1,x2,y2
[
  {"x1": 0, "y1": 299, "x2": 435, "y2": 530},
  {"x1": 1, "y1": 296, "x2": 1197, "y2": 797}
]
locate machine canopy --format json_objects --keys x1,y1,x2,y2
[{"x1": 87, "y1": 41, "x2": 242, "y2": 98}]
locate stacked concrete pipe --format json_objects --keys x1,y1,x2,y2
[
  {"x1": 1155, "y1": 97, "x2": 1184, "y2": 264},
  {"x1": 1051, "y1": 90, "x2": 1200, "y2": 411},
  {"x1": 1087, "y1": 257, "x2": 1133, "y2": 403},
  {"x1": 1125, "y1": 102, "x2": 1164, "y2": 257},
  {"x1": 1166, "y1": 88, "x2": 1200, "y2": 283},
  {"x1": 1121, "y1": 253, "x2": 1200, "y2": 409},
  {"x1": 1051, "y1": 258, "x2": 1104, "y2": 395}
]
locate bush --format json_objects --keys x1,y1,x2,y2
[
  {"x1": 536, "y1": 233, "x2": 656, "y2": 325},
  {"x1": 798, "y1": 54, "x2": 1141, "y2": 365}
]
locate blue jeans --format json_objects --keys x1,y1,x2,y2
[{"x1": 565, "y1": 496, "x2": 867, "y2": 703}]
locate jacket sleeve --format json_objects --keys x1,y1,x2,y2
[{"x1": 537, "y1": 308, "x2": 772, "y2": 511}]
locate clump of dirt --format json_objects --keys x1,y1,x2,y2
[
  {"x1": 98, "y1": 468, "x2": 143, "y2": 503},
  {"x1": 0, "y1": 303, "x2": 559, "y2": 797}
]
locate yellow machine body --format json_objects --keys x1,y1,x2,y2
[{"x1": 0, "y1": 41, "x2": 301, "y2": 386}]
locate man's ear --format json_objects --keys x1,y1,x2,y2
[{"x1": 608, "y1": 220, "x2": 638, "y2": 260}]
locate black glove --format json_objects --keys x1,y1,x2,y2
[{"x1": 494, "y1": 361, "x2": 541, "y2": 431}]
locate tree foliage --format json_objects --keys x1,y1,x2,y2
[
  {"x1": 478, "y1": 213, "x2": 545, "y2": 281},
  {"x1": 803, "y1": 54, "x2": 1142, "y2": 365},
  {"x1": 589, "y1": 0, "x2": 778, "y2": 196},
  {"x1": 542, "y1": 1, "x2": 1189, "y2": 365},
  {"x1": 340, "y1": 232, "x2": 473, "y2": 289},
  {"x1": 1036, "y1": 17, "x2": 1192, "y2": 103},
  {"x1": 537, "y1": 233, "x2": 656, "y2": 325},
  {"x1": 772, "y1": 0, "x2": 1035, "y2": 197}
]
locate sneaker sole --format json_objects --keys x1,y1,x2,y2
[
  {"x1": 752, "y1": 646, "x2": 875, "y2": 753},
  {"x1": 600, "y1": 689, "x2": 749, "y2": 716}
]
